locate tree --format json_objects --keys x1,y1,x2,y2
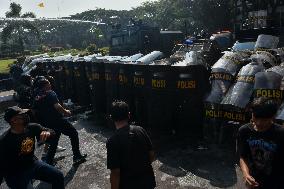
[{"x1": 1, "y1": 2, "x2": 39, "y2": 53}]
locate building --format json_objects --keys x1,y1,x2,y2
[{"x1": 234, "y1": 0, "x2": 284, "y2": 45}]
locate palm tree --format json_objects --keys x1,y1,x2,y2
[{"x1": 1, "y1": 2, "x2": 40, "y2": 53}]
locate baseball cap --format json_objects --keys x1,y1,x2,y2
[{"x1": 4, "y1": 106, "x2": 29, "y2": 123}]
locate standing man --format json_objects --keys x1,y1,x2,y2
[
  {"x1": 237, "y1": 97, "x2": 284, "y2": 189},
  {"x1": 0, "y1": 106, "x2": 64, "y2": 189},
  {"x1": 33, "y1": 79, "x2": 86, "y2": 165},
  {"x1": 106, "y1": 101, "x2": 156, "y2": 189}
]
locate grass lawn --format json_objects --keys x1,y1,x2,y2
[{"x1": 0, "y1": 59, "x2": 16, "y2": 74}]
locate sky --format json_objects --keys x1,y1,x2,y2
[{"x1": 0, "y1": 0, "x2": 152, "y2": 18}]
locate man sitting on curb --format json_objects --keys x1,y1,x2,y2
[
  {"x1": 0, "y1": 106, "x2": 64, "y2": 189},
  {"x1": 237, "y1": 97, "x2": 284, "y2": 189}
]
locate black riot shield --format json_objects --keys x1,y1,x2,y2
[
  {"x1": 132, "y1": 64, "x2": 151, "y2": 128},
  {"x1": 73, "y1": 60, "x2": 91, "y2": 106},
  {"x1": 221, "y1": 62, "x2": 265, "y2": 109},
  {"x1": 147, "y1": 65, "x2": 174, "y2": 133}
]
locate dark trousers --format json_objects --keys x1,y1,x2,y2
[
  {"x1": 5, "y1": 160, "x2": 64, "y2": 189},
  {"x1": 43, "y1": 119, "x2": 81, "y2": 164}
]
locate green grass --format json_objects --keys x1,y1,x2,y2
[{"x1": 0, "y1": 59, "x2": 16, "y2": 74}]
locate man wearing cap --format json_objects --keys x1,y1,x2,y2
[
  {"x1": 0, "y1": 106, "x2": 64, "y2": 189},
  {"x1": 237, "y1": 97, "x2": 284, "y2": 189},
  {"x1": 33, "y1": 79, "x2": 86, "y2": 165},
  {"x1": 106, "y1": 101, "x2": 156, "y2": 189}
]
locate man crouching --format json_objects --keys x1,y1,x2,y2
[{"x1": 0, "y1": 106, "x2": 64, "y2": 189}]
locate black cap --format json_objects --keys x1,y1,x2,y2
[{"x1": 4, "y1": 106, "x2": 28, "y2": 123}]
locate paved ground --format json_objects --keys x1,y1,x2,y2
[{"x1": 0, "y1": 112, "x2": 246, "y2": 189}]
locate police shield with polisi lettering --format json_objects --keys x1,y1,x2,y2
[
  {"x1": 254, "y1": 71, "x2": 283, "y2": 99},
  {"x1": 132, "y1": 64, "x2": 150, "y2": 128},
  {"x1": 205, "y1": 68, "x2": 234, "y2": 104},
  {"x1": 206, "y1": 51, "x2": 250, "y2": 104},
  {"x1": 221, "y1": 62, "x2": 265, "y2": 109},
  {"x1": 147, "y1": 65, "x2": 173, "y2": 133},
  {"x1": 171, "y1": 64, "x2": 209, "y2": 138}
]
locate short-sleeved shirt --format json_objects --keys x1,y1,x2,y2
[
  {"x1": 106, "y1": 125, "x2": 156, "y2": 189},
  {"x1": 0, "y1": 123, "x2": 53, "y2": 176},
  {"x1": 237, "y1": 123, "x2": 284, "y2": 188},
  {"x1": 34, "y1": 90, "x2": 63, "y2": 125}
]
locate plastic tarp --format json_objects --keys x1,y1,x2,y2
[
  {"x1": 172, "y1": 51, "x2": 208, "y2": 68},
  {"x1": 121, "y1": 53, "x2": 144, "y2": 62}
]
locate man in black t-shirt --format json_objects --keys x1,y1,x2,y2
[
  {"x1": 0, "y1": 106, "x2": 64, "y2": 189},
  {"x1": 34, "y1": 79, "x2": 87, "y2": 165},
  {"x1": 237, "y1": 97, "x2": 284, "y2": 189},
  {"x1": 106, "y1": 101, "x2": 156, "y2": 189}
]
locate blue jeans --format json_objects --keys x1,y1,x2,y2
[{"x1": 5, "y1": 160, "x2": 64, "y2": 189}]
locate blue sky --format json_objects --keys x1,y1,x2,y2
[{"x1": 0, "y1": 0, "x2": 152, "y2": 18}]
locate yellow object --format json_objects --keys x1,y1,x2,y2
[{"x1": 38, "y1": 2, "x2": 45, "y2": 8}]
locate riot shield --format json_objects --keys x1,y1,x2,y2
[
  {"x1": 250, "y1": 51, "x2": 277, "y2": 68},
  {"x1": 266, "y1": 66, "x2": 284, "y2": 77},
  {"x1": 221, "y1": 62, "x2": 264, "y2": 108},
  {"x1": 205, "y1": 68, "x2": 234, "y2": 103},
  {"x1": 212, "y1": 51, "x2": 250, "y2": 76}
]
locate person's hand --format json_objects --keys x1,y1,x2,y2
[
  {"x1": 244, "y1": 174, "x2": 259, "y2": 188},
  {"x1": 64, "y1": 110, "x2": 72, "y2": 117},
  {"x1": 40, "y1": 131, "x2": 51, "y2": 142}
]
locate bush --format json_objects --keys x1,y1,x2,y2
[
  {"x1": 98, "y1": 47, "x2": 110, "y2": 56},
  {"x1": 86, "y1": 44, "x2": 97, "y2": 53}
]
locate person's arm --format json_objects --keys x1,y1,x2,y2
[
  {"x1": 110, "y1": 169, "x2": 120, "y2": 189},
  {"x1": 240, "y1": 157, "x2": 259, "y2": 188},
  {"x1": 54, "y1": 103, "x2": 71, "y2": 117},
  {"x1": 237, "y1": 126, "x2": 259, "y2": 188},
  {"x1": 47, "y1": 91, "x2": 71, "y2": 117},
  {"x1": 29, "y1": 123, "x2": 55, "y2": 142}
]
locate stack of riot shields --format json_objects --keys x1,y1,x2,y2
[
  {"x1": 204, "y1": 43, "x2": 284, "y2": 145},
  {"x1": 27, "y1": 36, "x2": 284, "y2": 142}
]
